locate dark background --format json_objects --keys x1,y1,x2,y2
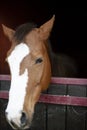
[{"x1": 0, "y1": 1, "x2": 87, "y2": 78}]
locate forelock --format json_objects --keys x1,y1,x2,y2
[{"x1": 13, "y1": 22, "x2": 37, "y2": 42}]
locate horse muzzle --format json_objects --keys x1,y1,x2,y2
[{"x1": 5, "y1": 111, "x2": 31, "y2": 130}]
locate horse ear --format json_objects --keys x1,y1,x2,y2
[
  {"x1": 2, "y1": 24, "x2": 15, "y2": 41},
  {"x1": 39, "y1": 15, "x2": 55, "y2": 40}
]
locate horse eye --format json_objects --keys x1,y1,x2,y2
[{"x1": 35, "y1": 58, "x2": 43, "y2": 64}]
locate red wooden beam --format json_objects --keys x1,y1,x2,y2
[
  {"x1": 51, "y1": 77, "x2": 87, "y2": 85},
  {"x1": 0, "y1": 74, "x2": 87, "y2": 85},
  {"x1": 39, "y1": 94, "x2": 87, "y2": 107},
  {"x1": 0, "y1": 91, "x2": 9, "y2": 99},
  {"x1": 0, "y1": 91, "x2": 87, "y2": 107},
  {"x1": 0, "y1": 75, "x2": 11, "y2": 81}
]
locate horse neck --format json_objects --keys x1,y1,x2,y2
[
  {"x1": 47, "y1": 40, "x2": 59, "y2": 77},
  {"x1": 47, "y1": 41, "x2": 77, "y2": 78}
]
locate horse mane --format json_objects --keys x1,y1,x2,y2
[{"x1": 13, "y1": 22, "x2": 37, "y2": 42}]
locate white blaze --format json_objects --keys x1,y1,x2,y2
[{"x1": 6, "y1": 43, "x2": 30, "y2": 121}]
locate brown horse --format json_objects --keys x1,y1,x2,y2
[
  {"x1": 2, "y1": 16, "x2": 55, "y2": 129},
  {"x1": 2, "y1": 15, "x2": 77, "y2": 129}
]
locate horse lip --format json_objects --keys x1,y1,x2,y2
[{"x1": 10, "y1": 120, "x2": 30, "y2": 130}]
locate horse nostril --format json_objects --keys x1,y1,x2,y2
[{"x1": 20, "y1": 112, "x2": 27, "y2": 126}]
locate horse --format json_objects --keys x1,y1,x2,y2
[
  {"x1": 2, "y1": 15, "x2": 55, "y2": 129},
  {"x1": 2, "y1": 15, "x2": 77, "y2": 129}
]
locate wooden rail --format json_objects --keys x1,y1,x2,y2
[{"x1": 0, "y1": 75, "x2": 87, "y2": 107}]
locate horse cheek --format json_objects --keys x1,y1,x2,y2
[{"x1": 41, "y1": 56, "x2": 51, "y2": 91}]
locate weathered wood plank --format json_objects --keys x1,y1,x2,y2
[{"x1": 47, "y1": 84, "x2": 66, "y2": 130}]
